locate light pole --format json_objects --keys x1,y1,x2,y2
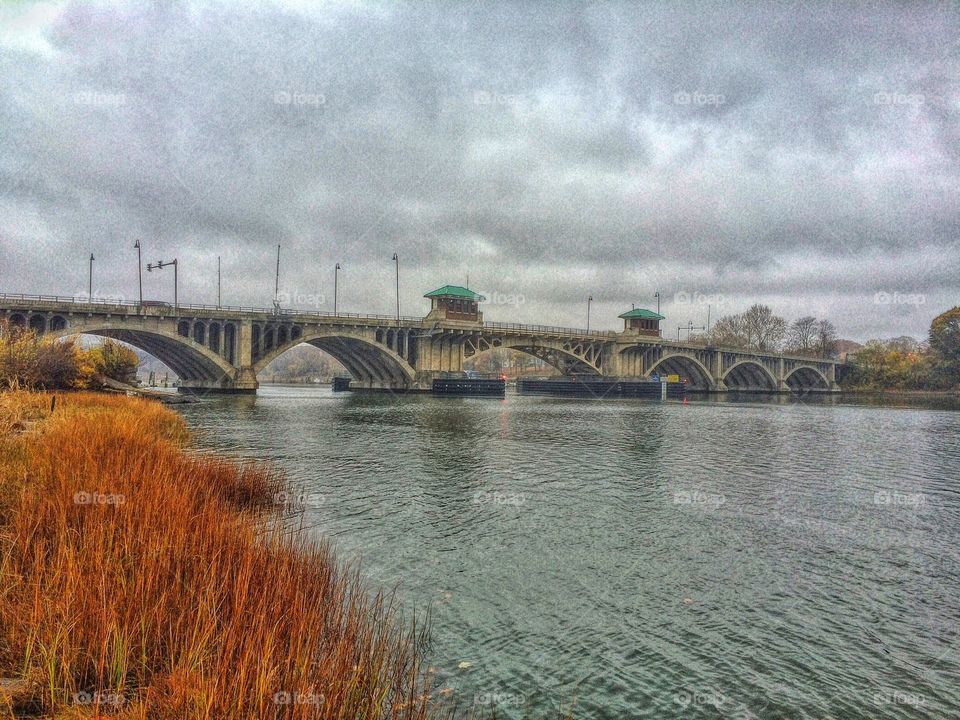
[
  {"x1": 654, "y1": 291, "x2": 660, "y2": 315},
  {"x1": 274, "y1": 244, "x2": 281, "y2": 307},
  {"x1": 134, "y1": 240, "x2": 142, "y2": 306},
  {"x1": 217, "y1": 255, "x2": 221, "y2": 308},
  {"x1": 587, "y1": 295, "x2": 593, "y2": 333},
  {"x1": 391, "y1": 253, "x2": 400, "y2": 326},
  {"x1": 147, "y1": 258, "x2": 178, "y2": 310},
  {"x1": 88, "y1": 253, "x2": 94, "y2": 303},
  {"x1": 334, "y1": 263, "x2": 341, "y2": 315}
]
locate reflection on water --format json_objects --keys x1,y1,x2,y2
[{"x1": 179, "y1": 386, "x2": 960, "y2": 719}]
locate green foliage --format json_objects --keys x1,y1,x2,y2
[
  {"x1": 86, "y1": 339, "x2": 140, "y2": 383},
  {"x1": 929, "y1": 307, "x2": 960, "y2": 361},
  {"x1": 846, "y1": 311, "x2": 960, "y2": 391}
]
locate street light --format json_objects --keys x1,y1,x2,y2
[
  {"x1": 391, "y1": 253, "x2": 400, "y2": 326},
  {"x1": 147, "y1": 258, "x2": 178, "y2": 309},
  {"x1": 587, "y1": 295, "x2": 593, "y2": 333},
  {"x1": 134, "y1": 240, "x2": 142, "y2": 306},
  {"x1": 654, "y1": 291, "x2": 660, "y2": 315},
  {"x1": 334, "y1": 263, "x2": 341, "y2": 315},
  {"x1": 274, "y1": 244, "x2": 281, "y2": 309},
  {"x1": 88, "y1": 253, "x2": 94, "y2": 303}
]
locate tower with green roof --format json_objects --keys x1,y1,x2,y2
[
  {"x1": 618, "y1": 307, "x2": 664, "y2": 336},
  {"x1": 424, "y1": 285, "x2": 486, "y2": 323}
]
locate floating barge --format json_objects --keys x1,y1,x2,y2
[
  {"x1": 432, "y1": 377, "x2": 506, "y2": 397},
  {"x1": 518, "y1": 377, "x2": 685, "y2": 399}
]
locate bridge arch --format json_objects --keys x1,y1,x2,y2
[
  {"x1": 463, "y1": 336, "x2": 603, "y2": 375},
  {"x1": 49, "y1": 323, "x2": 236, "y2": 386},
  {"x1": 784, "y1": 365, "x2": 830, "y2": 391},
  {"x1": 253, "y1": 331, "x2": 416, "y2": 387},
  {"x1": 647, "y1": 353, "x2": 713, "y2": 390},
  {"x1": 723, "y1": 360, "x2": 779, "y2": 391}
]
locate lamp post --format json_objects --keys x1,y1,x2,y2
[
  {"x1": 587, "y1": 295, "x2": 593, "y2": 333},
  {"x1": 274, "y1": 244, "x2": 281, "y2": 308},
  {"x1": 147, "y1": 258, "x2": 178, "y2": 310},
  {"x1": 134, "y1": 240, "x2": 142, "y2": 306},
  {"x1": 654, "y1": 291, "x2": 660, "y2": 315},
  {"x1": 334, "y1": 263, "x2": 341, "y2": 315},
  {"x1": 217, "y1": 255, "x2": 221, "y2": 308},
  {"x1": 391, "y1": 253, "x2": 400, "y2": 327},
  {"x1": 88, "y1": 253, "x2": 94, "y2": 303}
]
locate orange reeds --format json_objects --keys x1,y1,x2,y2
[{"x1": 0, "y1": 392, "x2": 441, "y2": 719}]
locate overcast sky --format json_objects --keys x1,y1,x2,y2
[{"x1": 1, "y1": 0, "x2": 957, "y2": 341}]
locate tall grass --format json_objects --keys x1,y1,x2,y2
[{"x1": 0, "y1": 392, "x2": 443, "y2": 719}]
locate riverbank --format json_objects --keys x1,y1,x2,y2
[{"x1": 0, "y1": 391, "x2": 442, "y2": 719}]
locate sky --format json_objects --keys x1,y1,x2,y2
[{"x1": 0, "y1": 0, "x2": 957, "y2": 341}]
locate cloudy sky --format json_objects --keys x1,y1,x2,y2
[{"x1": 1, "y1": 0, "x2": 957, "y2": 341}]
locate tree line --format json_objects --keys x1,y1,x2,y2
[
  {"x1": 843, "y1": 307, "x2": 960, "y2": 390},
  {"x1": 687, "y1": 304, "x2": 839, "y2": 357}
]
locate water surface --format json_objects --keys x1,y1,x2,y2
[{"x1": 179, "y1": 386, "x2": 960, "y2": 719}]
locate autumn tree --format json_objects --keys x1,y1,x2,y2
[{"x1": 786, "y1": 316, "x2": 818, "y2": 354}]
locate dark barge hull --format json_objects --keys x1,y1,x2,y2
[{"x1": 518, "y1": 378, "x2": 685, "y2": 399}]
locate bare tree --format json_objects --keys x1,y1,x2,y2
[
  {"x1": 707, "y1": 313, "x2": 749, "y2": 349},
  {"x1": 815, "y1": 319, "x2": 839, "y2": 358},
  {"x1": 742, "y1": 304, "x2": 786, "y2": 351},
  {"x1": 787, "y1": 316, "x2": 819, "y2": 354}
]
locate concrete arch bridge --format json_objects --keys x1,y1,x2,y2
[{"x1": 1, "y1": 293, "x2": 840, "y2": 394}]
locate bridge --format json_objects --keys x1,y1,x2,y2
[{"x1": 0, "y1": 290, "x2": 840, "y2": 394}]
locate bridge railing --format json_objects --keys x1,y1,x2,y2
[
  {"x1": 0, "y1": 293, "x2": 421, "y2": 322},
  {"x1": 482, "y1": 321, "x2": 616, "y2": 338}
]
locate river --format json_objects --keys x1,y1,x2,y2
[{"x1": 178, "y1": 386, "x2": 960, "y2": 719}]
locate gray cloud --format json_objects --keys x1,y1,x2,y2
[{"x1": 1, "y1": 0, "x2": 958, "y2": 341}]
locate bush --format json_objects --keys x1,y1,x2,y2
[
  {"x1": 0, "y1": 324, "x2": 90, "y2": 390},
  {"x1": 87, "y1": 338, "x2": 140, "y2": 383}
]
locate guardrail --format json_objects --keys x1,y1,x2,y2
[
  {"x1": 482, "y1": 321, "x2": 616, "y2": 338},
  {"x1": 0, "y1": 293, "x2": 422, "y2": 322}
]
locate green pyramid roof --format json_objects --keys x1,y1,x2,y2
[
  {"x1": 618, "y1": 308, "x2": 664, "y2": 320},
  {"x1": 424, "y1": 285, "x2": 485, "y2": 301}
]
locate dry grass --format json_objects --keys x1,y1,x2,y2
[{"x1": 0, "y1": 391, "x2": 444, "y2": 719}]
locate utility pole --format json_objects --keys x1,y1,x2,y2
[
  {"x1": 217, "y1": 255, "x2": 221, "y2": 308},
  {"x1": 88, "y1": 253, "x2": 94, "y2": 303},
  {"x1": 391, "y1": 253, "x2": 400, "y2": 327},
  {"x1": 147, "y1": 258, "x2": 178, "y2": 309},
  {"x1": 274, "y1": 244, "x2": 281, "y2": 307},
  {"x1": 134, "y1": 240, "x2": 142, "y2": 306},
  {"x1": 334, "y1": 263, "x2": 341, "y2": 315}
]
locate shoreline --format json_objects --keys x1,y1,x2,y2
[{"x1": 0, "y1": 391, "x2": 446, "y2": 719}]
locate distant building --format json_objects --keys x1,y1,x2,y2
[
  {"x1": 424, "y1": 285, "x2": 485, "y2": 322},
  {"x1": 618, "y1": 308, "x2": 664, "y2": 337}
]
